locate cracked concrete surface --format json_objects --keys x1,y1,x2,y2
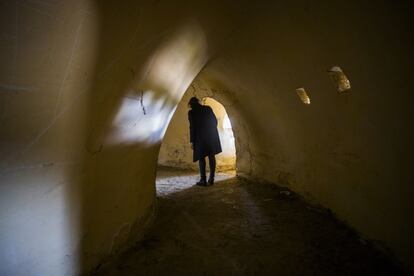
[{"x1": 94, "y1": 168, "x2": 404, "y2": 276}]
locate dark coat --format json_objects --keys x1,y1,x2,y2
[{"x1": 188, "y1": 104, "x2": 222, "y2": 162}]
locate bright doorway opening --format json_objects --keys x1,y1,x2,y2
[{"x1": 156, "y1": 96, "x2": 236, "y2": 196}]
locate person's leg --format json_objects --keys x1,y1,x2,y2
[
  {"x1": 198, "y1": 157, "x2": 207, "y2": 185},
  {"x1": 208, "y1": 154, "x2": 216, "y2": 184}
]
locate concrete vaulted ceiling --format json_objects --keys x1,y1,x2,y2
[{"x1": 0, "y1": 0, "x2": 413, "y2": 275}]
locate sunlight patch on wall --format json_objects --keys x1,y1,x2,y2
[
  {"x1": 203, "y1": 97, "x2": 236, "y2": 170},
  {"x1": 328, "y1": 66, "x2": 351, "y2": 93},
  {"x1": 296, "y1": 88, "x2": 311, "y2": 104},
  {"x1": 0, "y1": 167, "x2": 80, "y2": 276},
  {"x1": 105, "y1": 23, "x2": 207, "y2": 146},
  {"x1": 105, "y1": 90, "x2": 175, "y2": 145},
  {"x1": 223, "y1": 113, "x2": 232, "y2": 129}
]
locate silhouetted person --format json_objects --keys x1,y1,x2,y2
[{"x1": 188, "y1": 97, "x2": 222, "y2": 186}]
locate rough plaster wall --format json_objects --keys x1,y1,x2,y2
[
  {"x1": 0, "y1": 0, "x2": 413, "y2": 275},
  {"x1": 0, "y1": 0, "x2": 247, "y2": 275},
  {"x1": 158, "y1": 92, "x2": 236, "y2": 171},
  {"x1": 197, "y1": 1, "x2": 414, "y2": 271},
  {"x1": 0, "y1": 1, "x2": 100, "y2": 275}
]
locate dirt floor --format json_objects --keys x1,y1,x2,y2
[{"x1": 94, "y1": 168, "x2": 404, "y2": 276}]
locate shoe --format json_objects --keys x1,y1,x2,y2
[
  {"x1": 196, "y1": 179, "x2": 207, "y2": 186},
  {"x1": 208, "y1": 177, "x2": 214, "y2": 185}
]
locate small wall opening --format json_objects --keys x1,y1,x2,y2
[
  {"x1": 156, "y1": 95, "x2": 236, "y2": 195},
  {"x1": 328, "y1": 66, "x2": 351, "y2": 93},
  {"x1": 296, "y1": 88, "x2": 311, "y2": 104}
]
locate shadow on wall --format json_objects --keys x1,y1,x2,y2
[{"x1": 158, "y1": 95, "x2": 236, "y2": 172}]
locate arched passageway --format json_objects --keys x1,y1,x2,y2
[
  {"x1": 156, "y1": 94, "x2": 237, "y2": 195},
  {"x1": 0, "y1": 1, "x2": 412, "y2": 275},
  {"x1": 94, "y1": 77, "x2": 403, "y2": 276}
]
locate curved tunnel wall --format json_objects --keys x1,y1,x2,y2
[
  {"x1": 197, "y1": 1, "x2": 414, "y2": 269},
  {"x1": 0, "y1": 0, "x2": 412, "y2": 275}
]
